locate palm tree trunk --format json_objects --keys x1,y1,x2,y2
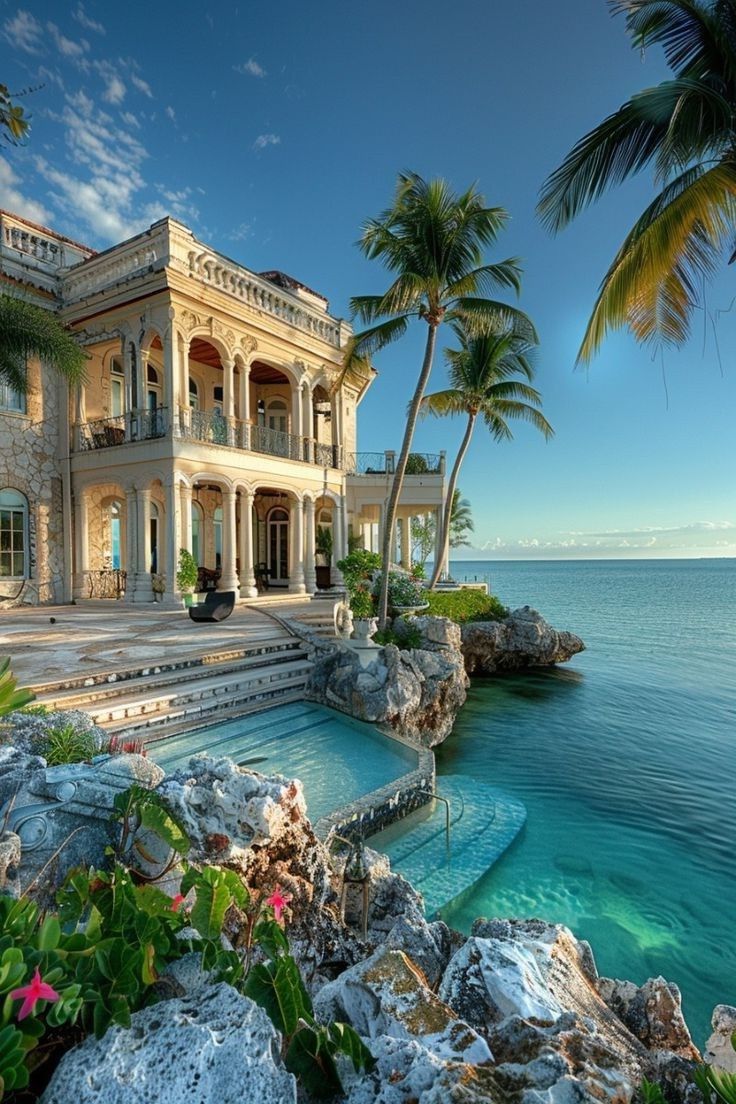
[
  {"x1": 429, "y1": 412, "x2": 476, "y2": 589},
  {"x1": 377, "y1": 321, "x2": 438, "y2": 628}
]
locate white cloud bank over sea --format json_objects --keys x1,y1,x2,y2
[{"x1": 452, "y1": 521, "x2": 736, "y2": 560}]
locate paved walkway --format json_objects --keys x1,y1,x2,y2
[{"x1": 0, "y1": 600, "x2": 307, "y2": 688}]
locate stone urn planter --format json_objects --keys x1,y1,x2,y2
[
  {"x1": 391, "y1": 602, "x2": 430, "y2": 618},
  {"x1": 352, "y1": 617, "x2": 378, "y2": 646}
]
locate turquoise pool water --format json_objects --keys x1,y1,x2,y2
[
  {"x1": 438, "y1": 558, "x2": 735, "y2": 1045},
  {"x1": 151, "y1": 701, "x2": 417, "y2": 823}
]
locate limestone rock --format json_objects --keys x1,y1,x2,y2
[
  {"x1": 385, "y1": 914, "x2": 459, "y2": 990},
  {"x1": 0, "y1": 748, "x2": 162, "y2": 901},
  {"x1": 314, "y1": 945, "x2": 492, "y2": 1066},
  {"x1": 0, "y1": 830, "x2": 21, "y2": 897},
  {"x1": 306, "y1": 638, "x2": 468, "y2": 748},
  {"x1": 598, "y1": 976, "x2": 700, "y2": 1060},
  {"x1": 41, "y1": 983, "x2": 296, "y2": 1104},
  {"x1": 439, "y1": 919, "x2": 647, "y2": 1079},
  {"x1": 2, "y1": 709, "x2": 106, "y2": 757},
  {"x1": 461, "y1": 606, "x2": 585, "y2": 675},
  {"x1": 704, "y1": 1005, "x2": 736, "y2": 1072},
  {"x1": 404, "y1": 615, "x2": 463, "y2": 653}
]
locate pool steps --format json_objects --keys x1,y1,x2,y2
[
  {"x1": 32, "y1": 631, "x2": 313, "y2": 741},
  {"x1": 370, "y1": 774, "x2": 527, "y2": 918}
]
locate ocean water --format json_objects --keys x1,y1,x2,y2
[{"x1": 437, "y1": 558, "x2": 735, "y2": 1046}]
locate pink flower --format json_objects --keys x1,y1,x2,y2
[
  {"x1": 10, "y1": 967, "x2": 60, "y2": 1021},
  {"x1": 265, "y1": 885, "x2": 293, "y2": 924},
  {"x1": 170, "y1": 893, "x2": 186, "y2": 912}
]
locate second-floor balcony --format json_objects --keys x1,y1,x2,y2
[{"x1": 74, "y1": 409, "x2": 445, "y2": 477}]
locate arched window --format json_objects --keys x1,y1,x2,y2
[
  {"x1": 108, "y1": 500, "x2": 122, "y2": 569},
  {"x1": 110, "y1": 358, "x2": 125, "y2": 418},
  {"x1": 147, "y1": 365, "x2": 161, "y2": 411},
  {"x1": 266, "y1": 399, "x2": 288, "y2": 434},
  {"x1": 0, "y1": 382, "x2": 26, "y2": 414},
  {"x1": 149, "y1": 502, "x2": 159, "y2": 573},
  {"x1": 0, "y1": 489, "x2": 29, "y2": 578},
  {"x1": 213, "y1": 506, "x2": 222, "y2": 569},
  {"x1": 191, "y1": 501, "x2": 203, "y2": 566},
  {"x1": 188, "y1": 377, "x2": 199, "y2": 411}
]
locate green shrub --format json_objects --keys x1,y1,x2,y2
[
  {"x1": 337, "y1": 550, "x2": 381, "y2": 616},
  {"x1": 43, "y1": 724, "x2": 99, "y2": 766},
  {"x1": 405, "y1": 453, "x2": 429, "y2": 474},
  {"x1": 425, "y1": 588, "x2": 507, "y2": 624},
  {"x1": 176, "y1": 548, "x2": 199, "y2": 592},
  {"x1": 0, "y1": 658, "x2": 34, "y2": 719},
  {"x1": 372, "y1": 571, "x2": 425, "y2": 610},
  {"x1": 374, "y1": 619, "x2": 423, "y2": 650}
]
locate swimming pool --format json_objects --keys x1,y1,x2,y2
[{"x1": 149, "y1": 700, "x2": 419, "y2": 823}]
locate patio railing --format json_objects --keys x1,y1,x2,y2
[
  {"x1": 345, "y1": 451, "x2": 444, "y2": 476},
  {"x1": 76, "y1": 408, "x2": 168, "y2": 451}
]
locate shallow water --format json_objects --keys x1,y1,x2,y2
[{"x1": 439, "y1": 558, "x2": 735, "y2": 1046}]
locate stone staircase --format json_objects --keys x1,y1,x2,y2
[
  {"x1": 252, "y1": 595, "x2": 341, "y2": 640},
  {"x1": 31, "y1": 630, "x2": 313, "y2": 744}
]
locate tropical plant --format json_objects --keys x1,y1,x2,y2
[
  {"x1": 449, "y1": 490, "x2": 475, "y2": 548},
  {"x1": 421, "y1": 321, "x2": 552, "y2": 588},
  {"x1": 0, "y1": 84, "x2": 30, "y2": 145},
  {"x1": 344, "y1": 171, "x2": 535, "y2": 628},
  {"x1": 424, "y1": 588, "x2": 508, "y2": 623},
  {"x1": 411, "y1": 514, "x2": 436, "y2": 567},
  {"x1": 43, "y1": 723, "x2": 99, "y2": 766},
  {"x1": 176, "y1": 548, "x2": 198, "y2": 593},
  {"x1": 315, "y1": 525, "x2": 333, "y2": 562},
  {"x1": 372, "y1": 571, "x2": 425, "y2": 610},
  {"x1": 538, "y1": 0, "x2": 736, "y2": 362},
  {"x1": 0, "y1": 658, "x2": 34, "y2": 719},
  {"x1": 0, "y1": 296, "x2": 87, "y2": 395}
]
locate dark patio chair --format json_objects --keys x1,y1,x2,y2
[{"x1": 188, "y1": 590, "x2": 236, "y2": 623}]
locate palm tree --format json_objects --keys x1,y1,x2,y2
[
  {"x1": 538, "y1": 0, "x2": 736, "y2": 362},
  {"x1": 421, "y1": 322, "x2": 553, "y2": 589},
  {"x1": 449, "y1": 490, "x2": 474, "y2": 548},
  {"x1": 0, "y1": 83, "x2": 30, "y2": 145},
  {"x1": 344, "y1": 171, "x2": 535, "y2": 627},
  {"x1": 0, "y1": 295, "x2": 87, "y2": 392}
]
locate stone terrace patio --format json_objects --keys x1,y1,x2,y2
[{"x1": 0, "y1": 599, "x2": 312, "y2": 687}]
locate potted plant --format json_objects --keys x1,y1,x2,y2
[
  {"x1": 336, "y1": 550, "x2": 382, "y2": 643},
  {"x1": 375, "y1": 570, "x2": 428, "y2": 617},
  {"x1": 151, "y1": 573, "x2": 166, "y2": 602},
  {"x1": 176, "y1": 548, "x2": 199, "y2": 607},
  {"x1": 315, "y1": 525, "x2": 333, "y2": 589}
]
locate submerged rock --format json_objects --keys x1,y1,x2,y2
[
  {"x1": 461, "y1": 606, "x2": 585, "y2": 674},
  {"x1": 41, "y1": 982, "x2": 296, "y2": 1104}
]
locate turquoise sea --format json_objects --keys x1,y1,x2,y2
[{"x1": 438, "y1": 558, "x2": 735, "y2": 1046}]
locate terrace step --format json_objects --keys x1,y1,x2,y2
[{"x1": 369, "y1": 774, "x2": 527, "y2": 918}]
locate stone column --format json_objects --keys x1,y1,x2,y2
[
  {"x1": 304, "y1": 497, "x2": 316, "y2": 593},
  {"x1": 293, "y1": 383, "x2": 303, "y2": 439},
  {"x1": 331, "y1": 498, "x2": 346, "y2": 587},
  {"x1": 163, "y1": 329, "x2": 177, "y2": 424},
  {"x1": 133, "y1": 487, "x2": 153, "y2": 601},
  {"x1": 239, "y1": 489, "x2": 258, "y2": 598},
  {"x1": 137, "y1": 349, "x2": 148, "y2": 410},
  {"x1": 223, "y1": 358, "x2": 235, "y2": 443},
  {"x1": 124, "y1": 488, "x2": 137, "y2": 602},
  {"x1": 302, "y1": 383, "x2": 314, "y2": 463},
  {"x1": 72, "y1": 488, "x2": 89, "y2": 599},
  {"x1": 289, "y1": 498, "x2": 306, "y2": 593},
  {"x1": 160, "y1": 476, "x2": 182, "y2": 608},
  {"x1": 400, "y1": 515, "x2": 412, "y2": 569},
  {"x1": 239, "y1": 362, "x2": 251, "y2": 448},
  {"x1": 218, "y1": 490, "x2": 240, "y2": 594},
  {"x1": 180, "y1": 483, "x2": 193, "y2": 554},
  {"x1": 360, "y1": 521, "x2": 371, "y2": 552},
  {"x1": 74, "y1": 385, "x2": 86, "y2": 450},
  {"x1": 178, "y1": 334, "x2": 190, "y2": 433}
]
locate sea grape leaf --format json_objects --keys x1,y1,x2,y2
[
  {"x1": 244, "y1": 956, "x2": 310, "y2": 1038},
  {"x1": 285, "y1": 1024, "x2": 342, "y2": 1100},
  {"x1": 328, "y1": 1021, "x2": 375, "y2": 1073}
]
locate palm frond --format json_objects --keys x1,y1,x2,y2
[
  {"x1": 578, "y1": 159, "x2": 736, "y2": 359},
  {"x1": 448, "y1": 298, "x2": 539, "y2": 343},
  {"x1": 418, "y1": 389, "x2": 467, "y2": 418},
  {"x1": 613, "y1": 0, "x2": 736, "y2": 83},
  {"x1": 0, "y1": 295, "x2": 87, "y2": 390}
]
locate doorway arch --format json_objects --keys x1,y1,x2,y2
[{"x1": 267, "y1": 506, "x2": 289, "y2": 583}]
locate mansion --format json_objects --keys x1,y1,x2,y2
[{"x1": 0, "y1": 209, "x2": 446, "y2": 607}]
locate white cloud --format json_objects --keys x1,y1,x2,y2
[
  {"x1": 0, "y1": 155, "x2": 50, "y2": 224},
  {"x1": 165, "y1": 105, "x2": 176, "y2": 121},
  {"x1": 3, "y1": 9, "x2": 43, "y2": 54},
  {"x1": 73, "y1": 4, "x2": 105, "y2": 34},
  {"x1": 234, "y1": 58, "x2": 266, "y2": 78},
  {"x1": 130, "y1": 73, "x2": 153, "y2": 98},
  {"x1": 253, "y1": 132, "x2": 280, "y2": 151},
  {"x1": 120, "y1": 110, "x2": 140, "y2": 129},
  {"x1": 47, "y1": 22, "x2": 89, "y2": 59},
  {"x1": 230, "y1": 221, "x2": 253, "y2": 241}
]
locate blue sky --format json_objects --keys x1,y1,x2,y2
[{"x1": 2, "y1": 0, "x2": 734, "y2": 559}]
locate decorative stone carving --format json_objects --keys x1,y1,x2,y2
[
  {"x1": 240, "y1": 334, "x2": 258, "y2": 357},
  {"x1": 211, "y1": 317, "x2": 236, "y2": 348},
  {"x1": 179, "y1": 308, "x2": 200, "y2": 334}
]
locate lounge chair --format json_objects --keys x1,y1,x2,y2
[{"x1": 188, "y1": 590, "x2": 236, "y2": 623}]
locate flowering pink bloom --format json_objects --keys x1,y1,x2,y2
[
  {"x1": 170, "y1": 893, "x2": 186, "y2": 912},
  {"x1": 266, "y1": 885, "x2": 293, "y2": 924},
  {"x1": 10, "y1": 967, "x2": 60, "y2": 1021}
]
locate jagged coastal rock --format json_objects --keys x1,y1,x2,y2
[
  {"x1": 4, "y1": 751, "x2": 721, "y2": 1104},
  {"x1": 306, "y1": 630, "x2": 469, "y2": 748},
  {"x1": 461, "y1": 605, "x2": 586, "y2": 674},
  {"x1": 704, "y1": 1005, "x2": 736, "y2": 1073}
]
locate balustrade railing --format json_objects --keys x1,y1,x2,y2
[
  {"x1": 76, "y1": 407, "x2": 168, "y2": 451},
  {"x1": 344, "y1": 451, "x2": 444, "y2": 476}
]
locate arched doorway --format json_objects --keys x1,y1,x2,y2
[{"x1": 267, "y1": 506, "x2": 289, "y2": 583}]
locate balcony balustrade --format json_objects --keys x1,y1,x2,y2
[
  {"x1": 77, "y1": 407, "x2": 168, "y2": 451},
  {"x1": 344, "y1": 452, "x2": 444, "y2": 476}
]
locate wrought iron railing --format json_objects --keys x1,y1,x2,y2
[
  {"x1": 76, "y1": 408, "x2": 168, "y2": 451},
  {"x1": 84, "y1": 569, "x2": 127, "y2": 598},
  {"x1": 344, "y1": 452, "x2": 392, "y2": 474},
  {"x1": 250, "y1": 423, "x2": 305, "y2": 462},
  {"x1": 314, "y1": 441, "x2": 341, "y2": 469}
]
